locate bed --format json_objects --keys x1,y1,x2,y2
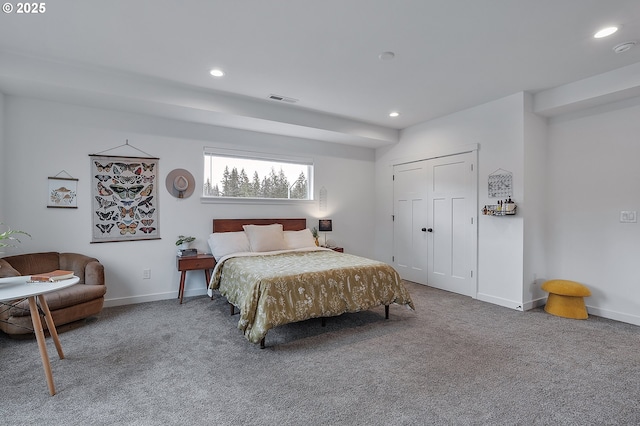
[{"x1": 207, "y1": 218, "x2": 414, "y2": 348}]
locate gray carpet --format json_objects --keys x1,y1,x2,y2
[{"x1": 1, "y1": 282, "x2": 638, "y2": 425}]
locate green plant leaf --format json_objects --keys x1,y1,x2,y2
[{"x1": 0, "y1": 222, "x2": 31, "y2": 249}]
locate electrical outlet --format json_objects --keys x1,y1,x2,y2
[
  {"x1": 620, "y1": 211, "x2": 637, "y2": 223},
  {"x1": 143, "y1": 269, "x2": 151, "y2": 279}
]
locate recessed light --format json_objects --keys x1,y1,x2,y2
[
  {"x1": 209, "y1": 69, "x2": 225, "y2": 77},
  {"x1": 389, "y1": 111, "x2": 400, "y2": 118},
  {"x1": 594, "y1": 26, "x2": 618, "y2": 38}
]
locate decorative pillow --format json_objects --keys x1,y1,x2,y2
[
  {"x1": 0, "y1": 259, "x2": 21, "y2": 278},
  {"x1": 284, "y1": 229, "x2": 316, "y2": 249},
  {"x1": 208, "y1": 231, "x2": 251, "y2": 261},
  {"x1": 243, "y1": 224, "x2": 287, "y2": 252}
]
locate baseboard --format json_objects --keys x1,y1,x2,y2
[
  {"x1": 103, "y1": 288, "x2": 640, "y2": 328},
  {"x1": 476, "y1": 292, "x2": 524, "y2": 311},
  {"x1": 104, "y1": 288, "x2": 209, "y2": 308},
  {"x1": 518, "y1": 297, "x2": 640, "y2": 327},
  {"x1": 522, "y1": 297, "x2": 546, "y2": 311},
  {"x1": 586, "y1": 305, "x2": 640, "y2": 327},
  {"x1": 100, "y1": 290, "x2": 640, "y2": 328}
]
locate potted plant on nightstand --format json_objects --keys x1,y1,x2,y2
[
  {"x1": 175, "y1": 235, "x2": 195, "y2": 250},
  {"x1": 311, "y1": 227, "x2": 319, "y2": 246}
]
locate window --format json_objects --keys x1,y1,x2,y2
[{"x1": 203, "y1": 148, "x2": 313, "y2": 200}]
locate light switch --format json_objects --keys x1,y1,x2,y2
[{"x1": 620, "y1": 211, "x2": 637, "y2": 223}]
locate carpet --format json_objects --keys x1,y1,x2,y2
[{"x1": 0, "y1": 282, "x2": 638, "y2": 425}]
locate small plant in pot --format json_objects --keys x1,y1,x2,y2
[{"x1": 175, "y1": 235, "x2": 195, "y2": 249}]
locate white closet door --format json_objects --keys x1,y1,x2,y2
[
  {"x1": 393, "y1": 161, "x2": 428, "y2": 284},
  {"x1": 393, "y1": 151, "x2": 477, "y2": 297},
  {"x1": 427, "y1": 152, "x2": 477, "y2": 297}
]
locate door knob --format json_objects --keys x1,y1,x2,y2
[
  {"x1": 421, "y1": 228, "x2": 426, "y2": 232},
  {"x1": 422, "y1": 228, "x2": 433, "y2": 232}
]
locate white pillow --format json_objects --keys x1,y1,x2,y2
[
  {"x1": 284, "y1": 229, "x2": 316, "y2": 249},
  {"x1": 243, "y1": 224, "x2": 287, "y2": 252},
  {"x1": 208, "y1": 231, "x2": 251, "y2": 261}
]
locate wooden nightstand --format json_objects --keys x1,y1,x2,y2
[
  {"x1": 328, "y1": 247, "x2": 344, "y2": 253},
  {"x1": 176, "y1": 254, "x2": 216, "y2": 304}
]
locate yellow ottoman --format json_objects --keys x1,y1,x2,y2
[{"x1": 541, "y1": 280, "x2": 591, "y2": 319}]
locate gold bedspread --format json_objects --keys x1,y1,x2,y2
[{"x1": 209, "y1": 249, "x2": 414, "y2": 344}]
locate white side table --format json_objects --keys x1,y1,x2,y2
[{"x1": 0, "y1": 275, "x2": 79, "y2": 395}]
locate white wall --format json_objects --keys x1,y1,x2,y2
[
  {"x1": 2, "y1": 96, "x2": 376, "y2": 306},
  {"x1": 374, "y1": 88, "x2": 640, "y2": 326},
  {"x1": 546, "y1": 97, "x2": 640, "y2": 326},
  {"x1": 7, "y1": 89, "x2": 638, "y2": 326},
  {"x1": 376, "y1": 93, "x2": 529, "y2": 309}
]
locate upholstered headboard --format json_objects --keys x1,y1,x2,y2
[{"x1": 212, "y1": 218, "x2": 307, "y2": 233}]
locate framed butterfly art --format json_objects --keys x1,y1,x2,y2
[{"x1": 90, "y1": 154, "x2": 160, "y2": 243}]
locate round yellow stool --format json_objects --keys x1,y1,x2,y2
[{"x1": 541, "y1": 280, "x2": 591, "y2": 319}]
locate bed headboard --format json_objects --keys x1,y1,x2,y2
[{"x1": 212, "y1": 218, "x2": 307, "y2": 233}]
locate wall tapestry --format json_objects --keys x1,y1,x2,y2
[
  {"x1": 47, "y1": 172, "x2": 78, "y2": 208},
  {"x1": 90, "y1": 155, "x2": 160, "y2": 243}
]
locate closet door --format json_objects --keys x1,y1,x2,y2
[
  {"x1": 427, "y1": 152, "x2": 477, "y2": 297},
  {"x1": 393, "y1": 151, "x2": 477, "y2": 297},
  {"x1": 393, "y1": 161, "x2": 428, "y2": 284}
]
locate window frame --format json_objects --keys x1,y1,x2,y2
[{"x1": 201, "y1": 147, "x2": 315, "y2": 204}]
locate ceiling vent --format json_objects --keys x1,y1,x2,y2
[{"x1": 268, "y1": 94, "x2": 299, "y2": 103}]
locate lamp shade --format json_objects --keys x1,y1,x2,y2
[{"x1": 318, "y1": 219, "x2": 332, "y2": 232}]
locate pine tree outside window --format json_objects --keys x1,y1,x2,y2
[{"x1": 203, "y1": 148, "x2": 313, "y2": 201}]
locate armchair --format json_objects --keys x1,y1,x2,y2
[{"x1": 0, "y1": 252, "x2": 106, "y2": 336}]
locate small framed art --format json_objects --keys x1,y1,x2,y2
[{"x1": 47, "y1": 176, "x2": 78, "y2": 208}]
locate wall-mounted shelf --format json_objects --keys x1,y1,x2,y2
[{"x1": 482, "y1": 203, "x2": 516, "y2": 216}]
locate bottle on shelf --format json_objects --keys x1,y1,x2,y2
[{"x1": 504, "y1": 197, "x2": 516, "y2": 214}]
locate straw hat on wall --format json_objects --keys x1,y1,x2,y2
[{"x1": 165, "y1": 168, "x2": 195, "y2": 199}]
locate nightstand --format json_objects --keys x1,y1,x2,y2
[
  {"x1": 328, "y1": 247, "x2": 344, "y2": 253},
  {"x1": 176, "y1": 254, "x2": 216, "y2": 304}
]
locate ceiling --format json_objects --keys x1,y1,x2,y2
[{"x1": 1, "y1": 0, "x2": 639, "y2": 147}]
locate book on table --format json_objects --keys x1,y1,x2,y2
[
  {"x1": 177, "y1": 248, "x2": 198, "y2": 257},
  {"x1": 30, "y1": 270, "x2": 75, "y2": 282}
]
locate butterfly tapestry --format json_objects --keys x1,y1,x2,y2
[{"x1": 90, "y1": 154, "x2": 160, "y2": 242}]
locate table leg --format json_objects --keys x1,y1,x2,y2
[
  {"x1": 28, "y1": 296, "x2": 56, "y2": 396},
  {"x1": 179, "y1": 271, "x2": 186, "y2": 304},
  {"x1": 38, "y1": 294, "x2": 64, "y2": 359},
  {"x1": 206, "y1": 269, "x2": 214, "y2": 300}
]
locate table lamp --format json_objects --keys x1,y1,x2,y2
[{"x1": 318, "y1": 219, "x2": 332, "y2": 247}]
